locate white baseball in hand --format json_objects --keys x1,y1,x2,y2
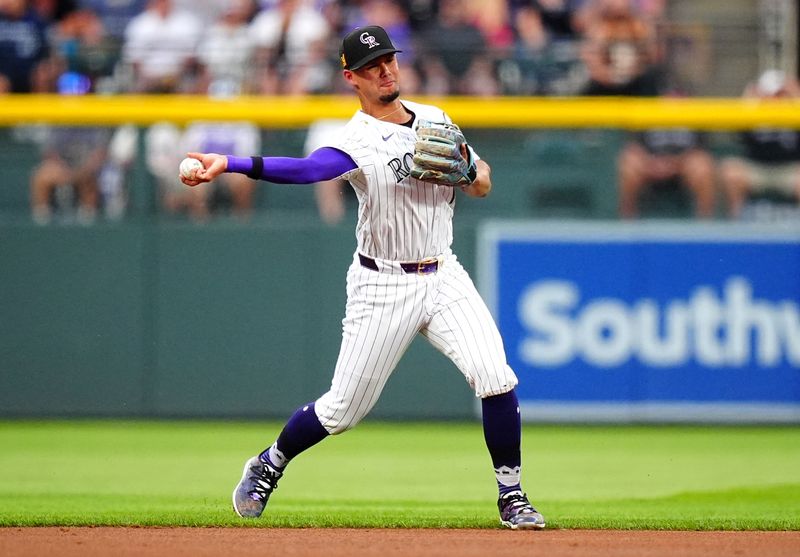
[{"x1": 179, "y1": 157, "x2": 204, "y2": 179}]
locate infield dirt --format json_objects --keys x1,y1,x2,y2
[{"x1": 1, "y1": 528, "x2": 799, "y2": 557}]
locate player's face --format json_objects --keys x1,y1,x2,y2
[{"x1": 346, "y1": 53, "x2": 401, "y2": 105}]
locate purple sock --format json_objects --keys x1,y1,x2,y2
[
  {"x1": 259, "y1": 402, "x2": 329, "y2": 469},
  {"x1": 482, "y1": 389, "x2": 522, "y2": 496}
]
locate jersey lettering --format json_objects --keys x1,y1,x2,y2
[
  {"x1": 329, "y1": 100, "x2": 470, "y2": 261},
  {"x1": 387, "y1": 152, "x2": 414, "y2": 183}
]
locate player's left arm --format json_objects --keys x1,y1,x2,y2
[
  {"x1": 425, "y1": 114, "x2": 491, "y2": 197},
  {"x1": 459, "y1": 144, "x2": 491, "y2": 198}
]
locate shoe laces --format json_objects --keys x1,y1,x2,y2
[
  {"x1": 248, "y1": 460, "x2": 282, "y2": 501},
  {"x1": 500, "y1": 491, "x2": 535, "y2": 516}
]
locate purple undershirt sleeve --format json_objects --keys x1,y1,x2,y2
[{"x1": 225, "y1": 147, "x2": 357, "y2": 184}]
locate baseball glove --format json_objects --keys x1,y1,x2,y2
[{"x1": 410, "y1": 120, "x2": 478, "y2": 187}]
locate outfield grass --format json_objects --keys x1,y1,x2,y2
[{"x1": 0, "y1": 421, "x2": 798, "y2": 530}]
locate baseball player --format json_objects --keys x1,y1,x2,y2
[{"x1": 180, "y1": 25, "x2": 545, "y2": 530}]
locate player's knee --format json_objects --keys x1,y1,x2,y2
[
  {"x1": 314, "y1": 395, "x2": 363, "y2": 435},
  {"x1": 316, "y1": 414, "x2": 358, "y2": 435},
  {"x1": 322, "y1": 418, "x2": 355, "y2": 435},
  {"x1": 473, "y1": 366, "x2": 519, "y2": 398}
]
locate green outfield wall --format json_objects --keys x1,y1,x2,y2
[{"x1": 0, "y1": 217, "x2": 485, "y2": 419}]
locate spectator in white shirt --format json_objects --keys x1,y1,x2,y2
[
  {"x1": 195, "y1": 0, "x2": 258, "y2": 96},
  {"x1": 122, "y1": 0, "x2": 201, "y2": 92}
]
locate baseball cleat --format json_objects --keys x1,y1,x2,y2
[
  {"x1": 232, "y1": 456, "x2": 283, "y2": 518},
  {"x1": 498, "y1": 491, "x2": 546, "y2": 530}
]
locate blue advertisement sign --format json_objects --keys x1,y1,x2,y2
[{"x1": 478, "y1": 222, "x2": 800, "y2": 423}]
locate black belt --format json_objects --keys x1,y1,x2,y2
[{"x1": 359, "y1": 254, "x2": 440, "y2": 275}]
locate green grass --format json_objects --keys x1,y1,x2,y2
[{"x1": 1, "y1": 421, "x2": 798, "y2": 530}]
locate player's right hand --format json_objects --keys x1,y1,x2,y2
[{"x1": 180, "y1": 152, "x2": 227, "y2": 187}]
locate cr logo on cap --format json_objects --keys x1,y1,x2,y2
[{"x1": 360, "y1": 32, "x2": 380, "y2": 49}]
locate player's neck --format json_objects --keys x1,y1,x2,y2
[{"x1": 364, "y1": 101, "x2": 408, "y2": 124}]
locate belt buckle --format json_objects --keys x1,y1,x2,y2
[{"x1": 417, "y1": 257, "x2": 437, "y2": 275}]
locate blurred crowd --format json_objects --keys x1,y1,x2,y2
[
  {"x1": 0, "y1": 0, "x2": 678, "y2": 97},
  {"x1": 1, "y1": 0, "x2": 798, "y2": 223}
]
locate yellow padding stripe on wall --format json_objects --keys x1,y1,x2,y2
[{"x1": 1, "y1": 95, "x2": 798, "y2": 130}]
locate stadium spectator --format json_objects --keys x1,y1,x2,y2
[
  {"x1": 121, "y1": 0, "x2": 202, "y2": 93},
  {"x1": 720, "y1": 70, "x2": 800, "y2": 219},
  {"x1": 502, "y1": 3, "x2": 562, "y2": 95},
  {"x1": 190, "y1": 0, "x2": 261, "y2": 218},
  {"x1": 317, "y1": 0, "x2": 345, "y2": 35},
  {"x1": 29, "y1": 124, "x2": 111, "y2": 224},
  {"x1": 0, "y1": 0, "x2": 50, "y2": 93},
  {"x1": 99, "y1": 124, "x2": 138, "y2": 220},
  {"x1": 629, "y1": 0, "x2": 666, "y2": 21},
  {"x1": 195, "y1": 0, "x2": 258, "y2": 97},
  {"x1": 181, "y1": 121, "x2": 261, "y2": 218},
  {"x1": 579, "y1": 0, "x2": 662, "y2": 96},
  {"x1": 618, "y1": 127, "x2": 716, "y2": 219},
  {"x1": 418, "y1": 0, "x2": 498, "y2": 95},
  {"x1": 30, "y1": 0, "x2": 78, "y2": 22},
  {"x1": 501, "y1": 2, "x2": 588, "y2": 95},
  {"x1": 45, "y1": 7, "x2": 119, "y2": 93},
  {"x1": 248, "y1": 0, "x2": 331, "y2": 95},
  {"x1": 172, "y1": 0, "x2": 227, "y2": 25},
  {"x1": 464, "y1": 0, "x2": 514, "y2": 51},
  {"x1": 515, "y1": 0, "x2": 587, "y2": 40},
  {"x1": 145, "y1": 122, "x2": 210, "y2": 221},
  {"x1": 78, "y1": 0, "x2": 147, "y2": 41},
  {"x1": 145, "y1": 120, "x2": 261, "y2": 221},
  {"x1": 502, "y1": 4, "x2": 549, "y2": 94},
  {"x1": 303, "y1": 119, "x2": 352, "y2": 225},
  {"x1": 402, "y1": 0, "x2": 437, "y2": 31}
]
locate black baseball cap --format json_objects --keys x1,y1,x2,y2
[{"x1": 339, "y1": 25, "x2": 402, "y2": 71}]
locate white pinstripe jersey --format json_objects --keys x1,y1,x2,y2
[{"x1": 327, "y1": 100, "x2": 478, "y2": 262}]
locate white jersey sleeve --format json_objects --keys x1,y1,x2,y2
[{"x1": 330, "y1": 117, "x2": 373, "y2": 183}]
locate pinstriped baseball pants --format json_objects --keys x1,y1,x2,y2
[{"x1": 315, "y1": 252, "x2": 519, "y2": 434}]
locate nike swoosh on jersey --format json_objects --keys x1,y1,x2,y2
[{"x1": 382, "y1": 133, "x2": 395, "y2": 141}]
